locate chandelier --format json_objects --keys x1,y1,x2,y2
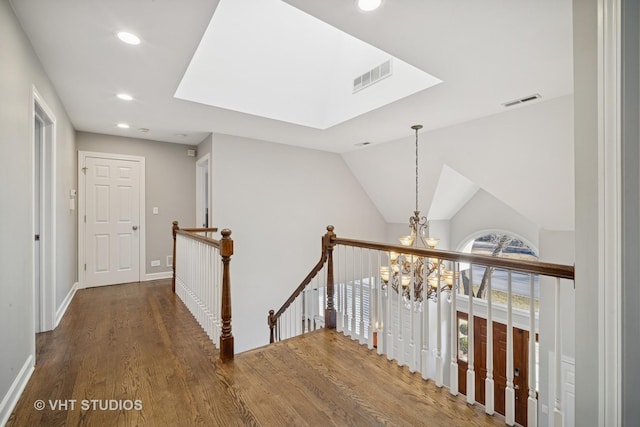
[{"x1": 379, "y1": 125, "x2": 456, "y2": 307}]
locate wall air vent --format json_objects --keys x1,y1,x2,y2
[
  {"x1": 502, "y1": 93, "x2": 542, "y2": 107},
  {"x1": 353, "y1": 59, "x2": 393, "y2": 93}
]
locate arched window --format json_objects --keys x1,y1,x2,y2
[{"x1": 460, "y1": 232, "x2": 539, "y2": 311}]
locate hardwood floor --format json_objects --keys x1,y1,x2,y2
[{"x1": 7, "y1": 280, "x2": 505, "y2": 426}]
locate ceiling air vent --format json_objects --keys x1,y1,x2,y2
[
  {"x1": 502, "y1": 93, "x2": 542, "y2": 107},
  {"x1": 353, "y1": 59, "x2": 393, "y2": 93}
]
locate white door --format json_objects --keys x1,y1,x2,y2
[{"x1": 84, "y1": 156, "x2": 141, "y2": 287}]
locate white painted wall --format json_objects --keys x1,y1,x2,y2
[
  {"x1": 572, "y1": 1, "x2": 601, "y2": 425},
  {"x1": 76, "y1": 132, "x2": 198, "y2": 277},
  {"x1": 450, "y1": 189, "x2": 540, "y2": 252},
  {"x1": 0, "y1": 0, "x2": 76, "y2": 422},
  {"x1": 211, "y1": 133, "x2": 386, "y2": 352},
  {"x1": 343, "y1": 95, "x2": 575, "y2": 231}
]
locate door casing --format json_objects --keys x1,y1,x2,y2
[{"x1": 32, "y1": 86, "x2": 56, "y2": 335}]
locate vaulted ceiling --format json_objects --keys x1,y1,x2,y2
[
  {"x1": 10, "y1": 0, "x2": 572, "y2": 152},
  {"x1": 10, "y1": 0, "x2": 574, "y2": 229}
]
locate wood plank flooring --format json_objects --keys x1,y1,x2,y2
[{"x1": 7, "y1": 280, "x2": 505, "y2": 426}]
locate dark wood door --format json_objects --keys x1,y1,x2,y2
[{"x1": 457, "y1": 312, "x2": 529, "y2": 426}]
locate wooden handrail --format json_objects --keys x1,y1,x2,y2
[
  {"x1": 175, "y1": 229, "x2": 222, "y2": 248},
  {"x1": 331, "y1": 236, "x2": 575, "y2": 280},
  {"x1": 181, "y1": 227, "x2": 219, "y2": 233},
  {"x1": 268, "y1": 226, "x2": 335, "y2": 343},
  {"x1": 172, "y1": 221, "x2": 234, "y2": 361}
]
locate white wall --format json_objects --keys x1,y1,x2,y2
[
  {"x1": 343, "y1": 95, "x2": 575, "y2": 231},
  {"x1": 450, "y1": 189, "x2": 540, "y2": 252},
  {"x1": 572, "y1": 0, "x2": 600, "y2": 425},
  {"x1": 0, "y1": 0, "x2": 76, "y2": 422},
  {"x1": 211, "y1": 133, "x2": 386, "y2": 352},
  {"x1": 76, "y1": 132, "x2": 197, "y2": 277}
]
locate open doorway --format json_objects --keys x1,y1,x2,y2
[
  {"x1": 196, "y1": 154, "x2": 210, "y2": 228},
  {"x1": 32, "y1": 87, "x2": 56, "y2": 344}
]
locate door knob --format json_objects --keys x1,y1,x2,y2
[{"x1": 132, "y1": 225, "x2": 138, "y2": 230}]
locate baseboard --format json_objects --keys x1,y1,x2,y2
[
  {"x1": 0, "y1": 355, "x2": 34, "y2": 427},
  {"x1": 55, "y1": 282, "x2": 78, "y2": 328},
  {"x1": 143, "y1": 271, "x2": 172, "y2": 282}
]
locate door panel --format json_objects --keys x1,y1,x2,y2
[
  {"x1": 457, "y1": 312, "x2": 530, "y2": 426},
  {"x1": 85, "y1": 156, "x2": 140, "y2": 287}
]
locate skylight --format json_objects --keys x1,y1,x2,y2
[{"x1": 174, "y1": 0, "x2": 442, "y2": 129}]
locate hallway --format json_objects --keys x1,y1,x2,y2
[{"x1": 8, "y1": 280, "x2": 504, "y2": 426}]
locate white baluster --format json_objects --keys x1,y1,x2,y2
[
  {"x1": 386, "y1": 254, "x2": 393, "y2": 361},
  {"x1": 336, "y1": 245, "x2": 342, "y2": 333},
  {"x1": 435, "y1": 262, "x2": 443, "y2": 387},
  {"x1": 421, "y1": 256, "x2": 430, "y2": 380},
  {"x1": 376, "y1": 251, "x2": 384, "y2": 355},
  {"x1": 505, "y1": 270, "x2": 515, "y2": 426},
  {"x1": 554, "y1": 277, "x2": 564, "y2": 427},
  {"x1": 359, "y1": 248, "x2": 365, "y2": 344},
  {"x1": 311, "y1": 276, "x2": 317, "y2": 332},
  {"x1": 450, "y1": 262, "x2": 459, "y2": 396},
  {"x1": 368, "y1": 249, "x2": 375, "y2": 350},
  {"x1": 343, "y1": 246, "x2": 349, "y2": 334},
  {"x1": 295, "y1": 294, "x2": 301, "y2": 337},
  {"x1": 528, "y1": 274, "x2": 538, "y2": 426},
  {"x1": 467, "y1": 264, "x2": 475, "y2": 404},
  {"x1": 397, "y1": 256, "x2": 404, "y2": 367},
  {"x1": 303, "y1": 286, "x2": 309, "y2": 334},
  {"x1": 408, "y1": 256, "x2": 416, "y2": 372},
  {"x1": 350, "y1": 247, "x2": 356, "y2": 338},
  {"x1": 485, "y1": 273, "x2": 495, "y2": 415}
]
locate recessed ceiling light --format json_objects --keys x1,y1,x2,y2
[
  {"x1": 117, "y1": 93, "x2": 133, "y2": 101},
  {"x1": 116, "y1": 31, "x2": 141, "y2": 45},
  {"x1": 138, "y1": 128, "x2": 150, "y2": 133},
  {"x1": 356, "y1": 0, "x2": 382, "y2": 12},
  {"x1": 175, "y1": 133, "x2": 188, "y2": 138},
  {"x1": 117, "y1": 123, "x2": 130, "y2": 129}
]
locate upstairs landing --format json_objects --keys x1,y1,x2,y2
[{"x1": 8, "y1": 281, "x2": 502, "y2": 426}]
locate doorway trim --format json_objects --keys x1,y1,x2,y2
[
  {"x1": 31, "y1": 86, "x2": 56, "y2": 334},
  {"x1": 196, "y1": 154, "x2": 211, "y2": 228},
  {"x1": 77, "y1": 151, "x2": 146, "y2": 288}
]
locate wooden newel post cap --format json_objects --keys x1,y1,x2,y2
[
  {"x1": 220, "y1": 229, "x2": 233, "y2": 257},
  {"x1": 326, "y1": 225, "x2": 334, "y2": 233},
  {"x1": 268, "y1": 310, "x2": 275, "y2": 326}
]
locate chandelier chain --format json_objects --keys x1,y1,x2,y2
[{"x1": 415, "y1": 127, "x2": 419, "y2": 213}]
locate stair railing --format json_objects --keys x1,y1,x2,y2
[
  {"x1": 172, "y1": 221, "x2": 234, "y2": 361},
  {"x1": 269, "y1": 225, "x2": 575, "y2": 427},
  {"x1": 268, "y1": 226, "x2": 336, "y2": 343}
]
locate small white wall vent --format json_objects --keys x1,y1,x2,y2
[
  {"x1": 353, "y1": 59, "x2": 393, "y2": 93},
  {"x1": 502, "y1": 93, "x2": 542, "y2": 107}
]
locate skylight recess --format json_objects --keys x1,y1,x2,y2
[{"x1": 174, "y1": 0, "x2": 442, "y2": 129}]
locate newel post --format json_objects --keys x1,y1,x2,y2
[
  {"x1": 268, "y1": 310, "x2": 276, "y2": 344},
  {"x1": 172, "y1": 221, "x2": 179, "y2": 293},
  {"x1": 219, "y1": 229, "x2": 235, "y2": 361},
  {"x1": 324, "y1": 225, "x2": 337, "y2": 329}
]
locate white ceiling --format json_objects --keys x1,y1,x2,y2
[
  {"x1": 10, "y1": 0, "x2": 573, "y2": 153},
  {"x1": 175, "y1": 0, "x2": 441, "y2": 130}
]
